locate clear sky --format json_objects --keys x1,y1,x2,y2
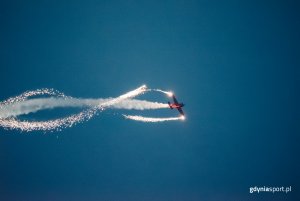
[{"x1": 0, "y1": 0, "x2": 299, "y2": 200}]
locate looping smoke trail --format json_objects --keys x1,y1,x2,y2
[
  {"x1": 123, "y1": 115, "x2": 184, "y2": 122},
  {"x1": 0, "y1": 85, "x2": 147, "y2": 131},
  {"x1": 1, "y1": 88, "x2": 67, "y2": 106},
  {"x1": 0, "y1": 85, "x2": 183, "y2": 131}
]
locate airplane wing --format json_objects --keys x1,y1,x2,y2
[
  {"x1": 177, "y1": 107, "x2": 185, "y2": 116},
  {"x1": 172, "y1": 95, "x2": 179, "y2": 104}
]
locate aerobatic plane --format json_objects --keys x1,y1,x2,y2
[{"x1": 168, "y1": 94, "x2": 185, "y2": 116}]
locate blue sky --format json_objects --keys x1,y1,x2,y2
[{"x1": 0, "y1": 0, "x2": 299, "y2": 200}]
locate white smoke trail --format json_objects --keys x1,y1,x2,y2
[
  {"x1": 123, "y1": 115, "x2": 184, "y2": 122},
  {"x1": 0, "y1": 85, "x2": 147, "y2": 131},
  {"x1": 1, "y1": 88, "x2": 67, "y2": 105},
  {"x1": 0, "y1": 85, "x2": 183, "y2": 131},
  {"x1": 98, "y1": 85, "x2": 147, "y2": 108},
  {"x1": 152, "y1": 89, "x2": 173, "y2": 97},
  {"x1": 0, "y1": 98, "x2": 168, "y2": 118}
]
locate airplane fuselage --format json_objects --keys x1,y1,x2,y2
[
  {"x1": 168, "y1": 94, "x2": 185, "y2": 116},
  {"x1": 169, "y1": 103, "x2": 184, "y2": 109}
]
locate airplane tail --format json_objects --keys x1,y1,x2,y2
[{"x1": 168, "y1": 101, "x2": 173, "y2": 109}]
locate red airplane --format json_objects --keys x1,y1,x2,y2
[{"x1": 168, "y1": 94, "x2": 185, "y2": 116}]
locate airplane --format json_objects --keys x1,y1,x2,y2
[{"x1": 168, "y1": 94, "x2": 185, "y2": 116}]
